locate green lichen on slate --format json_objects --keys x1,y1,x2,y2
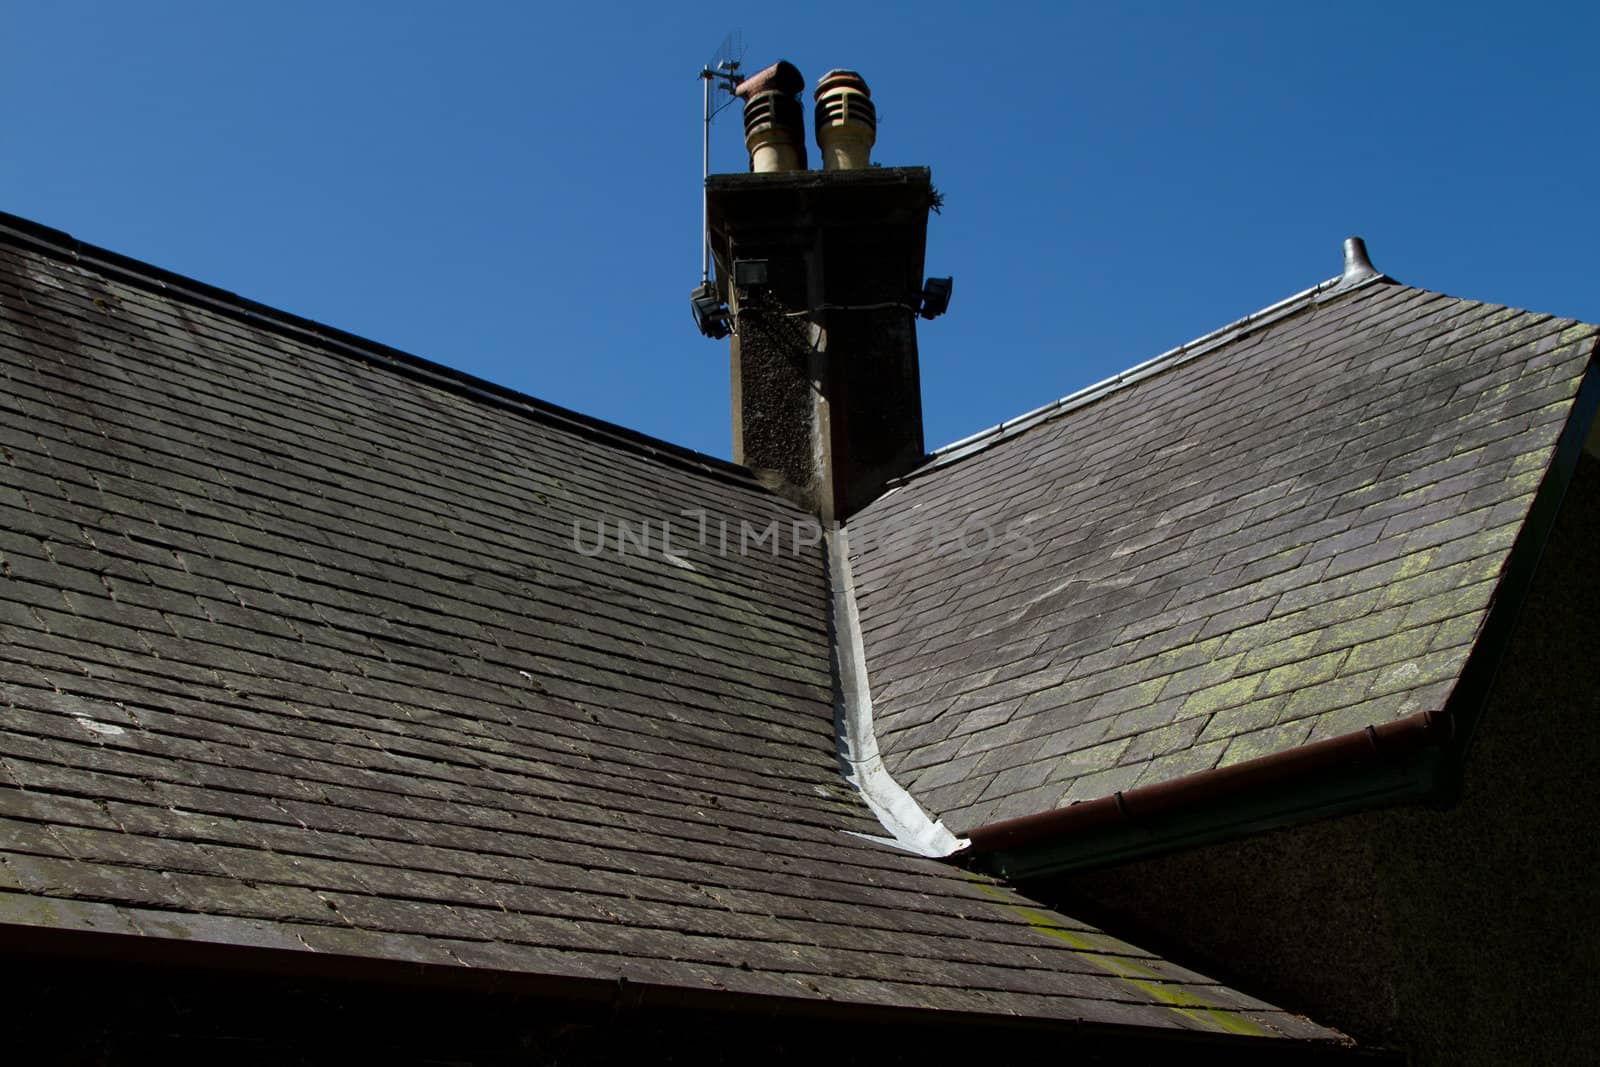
[
  {"x1": 971, "y1": 882, "x2": 1270, "y2": 1037},
  {"x1": 1181, "y1": 674, "x2": 1263, "y2": 718},
  {"x1": 1257, "y1": 649, "x2": 1349, "y2": 699}
]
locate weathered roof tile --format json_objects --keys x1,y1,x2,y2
[{"x1": 0, "y1": 222, "x2": 1325, "y2": 1039}]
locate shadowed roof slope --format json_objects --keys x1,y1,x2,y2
[
  {"x1": 848, "y1": 277, "x2": 1597, "y2": 832},
  {"x1": 0, "y1": 216, "x2": 1335, "y2": 1043}
]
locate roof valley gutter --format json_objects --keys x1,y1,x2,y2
[{"x1": 826, "y1": 525, "x2": 966, "y2": 857}]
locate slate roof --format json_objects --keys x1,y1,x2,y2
[
  {"x1": 0, "y1": 216, "x2": 1338, "y2": 1043},
  {"x1": 848, "y1": 274, "x2": 1598, "y2": 831}
]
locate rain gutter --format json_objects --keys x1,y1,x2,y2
[{"x1": 960, "y1": 712, "x2": 1448, "y2": 880}]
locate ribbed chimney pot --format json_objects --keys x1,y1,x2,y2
[
  {"x1": 735, "y1": 61, "x2": 808, "y2": 173},
  {"x1": 814, "y1": 69, "x2": 876, "y2": 171}
]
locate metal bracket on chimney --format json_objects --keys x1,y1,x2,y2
[{"x1": 690, "y1": 282, "x2": 731, "y2": 339}]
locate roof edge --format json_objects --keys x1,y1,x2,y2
[
  {"x1": 891, "y1": 259, "x2": 1394, "y2": 487},
  {"x1": 0, "y1": 915, "x2": 1365, "y2": 1055},
  {"x1": 957, "y1": 710, "x2": 1448, "y2": 877},
  {"x1": 0, "y1": 211, "x2": 778, "y2": 501},
  {"x1": 1430, "y1": 346, "x2": 1600, "y2": 797}
]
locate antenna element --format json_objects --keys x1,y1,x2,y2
[{"x1": 690, "y1": 32, "x2": 745, "y2": 339}]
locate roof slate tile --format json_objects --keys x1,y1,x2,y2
[
  {"x1": 852, "y1": 279, "x2": 1595, "y2": 829},
  {"x1": 0, "y1": 228, "x2": 1320, "y2": 1038}
]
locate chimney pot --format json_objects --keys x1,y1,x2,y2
[
  {"x1": 814, "y1": 69, "x2": 877, "y2": 171},
  {"x1": 734, "y1": 60, "x2": 805, "y2": 99},
  {"x1": 735, "y1": 61, "x2": 807, "y2": 173}
]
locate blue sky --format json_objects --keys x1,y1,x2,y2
[{"x1": 4, "y1": 2, "x2": 1595, "y2": 459}]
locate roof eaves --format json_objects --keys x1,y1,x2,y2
[
  {"x1": 959, "y1": 710, "x2": 1448, "y2": 879},
  {"x1": 0, "y1": 914, "x2": 1365, "y2": 1058}
]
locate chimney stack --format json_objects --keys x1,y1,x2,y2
[{"x1": 706, "y1": 64, "x2": 944, "y2": 521}]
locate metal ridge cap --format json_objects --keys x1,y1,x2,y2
[{"x1": 893, "y1": 270, "x2": 1390, "y2": 487}]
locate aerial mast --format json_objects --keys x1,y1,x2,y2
[{"x1": 699, "y1": 32, "x2": 744, "y2": 285}]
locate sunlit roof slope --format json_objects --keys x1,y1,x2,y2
[
  {"x1": 0, "y1": 215, "x2": 1337, "y2": 1044},
  {"x1": 849, "y1": 274, "x2": 1597, "y2": 832}
]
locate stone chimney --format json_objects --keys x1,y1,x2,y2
[{"x1": 705, "y1": 64, "x2": 946, "y2": 521}]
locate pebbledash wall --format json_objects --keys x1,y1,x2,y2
[{"x1": 1032, "y1": 452, "x2": 1600, "y2": 1066}]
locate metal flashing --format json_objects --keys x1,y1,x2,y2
[
  {"x1": 826, "y1": 526, "x2": 966, "y2": 857},
  {"x1": 1337, "y1": 236, "x2": 1379, "y2": 287}
]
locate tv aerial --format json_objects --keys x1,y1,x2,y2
[
  {"x1": 691, "y1": 32, "x2": 745, "y2": 339},
  {"x1": 703, "y1": 31, "x2": 746, "y2": 127}
]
